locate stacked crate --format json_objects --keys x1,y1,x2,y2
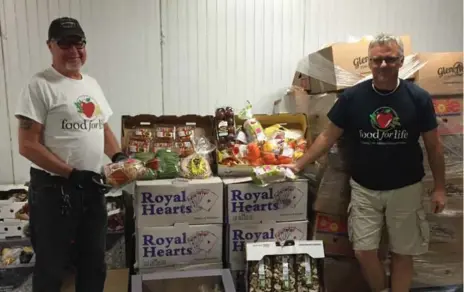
[
  {"x1": 134, "y1": 178, "x2": 224, "y2": 273},
  {"x1": 0, "y1": 185, "x2": 34, "y2": 291},
  {"x1": 412, "y1": 51, "x2": 463, "y2": 288},
  {"x1": 222, "y1": 177, "x2": 309, "y2": 290},
  {"x1": 105, "y1": 190, "x2": 129, "y2": 270}
]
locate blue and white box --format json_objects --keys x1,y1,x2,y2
[
  {"x1": 223, "y1": 178, "x2": 308, "y2": 224},
  {"x1": 135, "y1": 177, "x2": 223, "y2": 227},
  {"x1": 227, "y1": 220, "x2": 309, "y2": 270},
  {"x1": 137, "y1": 223, "x2": 223, "y2": 270}
]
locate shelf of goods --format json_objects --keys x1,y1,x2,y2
[{"x1": 0, "y1": 184, "x2": 132, "y2": 291}]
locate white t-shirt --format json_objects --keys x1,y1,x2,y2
[{"x1": 15, "y1": 67, "x2": 113, "y2": 174}]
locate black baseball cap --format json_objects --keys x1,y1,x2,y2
[{"x1": 48, "y1": 17, "x2": 85, "y2": 41}]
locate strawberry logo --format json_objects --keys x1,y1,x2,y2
[
  {"x1": 74, "y1": 95, "x2": 101, "y2": 120},
  {"x1": 370, "y1": 107, "x2": 400, "y2": 131}
]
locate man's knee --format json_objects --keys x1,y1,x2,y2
[
  {"x1": 355, "y1": 249, "x2": 379, "y2": 262},
  {"x1": 391, "y1": 252, "x2": 413, "y2": 262}
]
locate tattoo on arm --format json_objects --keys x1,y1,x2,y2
[{"x1": 19, "y1": 118, "x2": 33, "y2": 130}]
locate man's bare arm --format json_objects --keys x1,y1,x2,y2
[
  {"x1": 103, "y1": 123, "x2": 122, "y2": 160},
  {"x1": 295, "y1": 122, "x2": 344, "y2": 170},
  {"x1": 422, "y1": 129, "x2": 445, "y2": 191},
  {"x1": 17, "y1": 116, "x2": 73, "y2": 178}
]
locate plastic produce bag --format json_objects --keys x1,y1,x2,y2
[
  {"x1": 237, "y1": 101, "x2": 266, "y2": 142},
  {"x1": 155, "y1": 149, "x2": 181, "y2": 179},
  {"x1": 251, "y1": 165, "x2": 297, "y2": 187},
  {"x1": 180, "y1": 136, "x2": 216, "y2": 179},
  {"x1": 103, "y1": 158, "x2": 156, "y2": 188}
]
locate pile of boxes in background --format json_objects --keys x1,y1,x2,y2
[
  {"x1": 0, "y1": 184, "x2": 34, "y2": 292},
  {"x1": 0, "y1": 184, "x2": 129, "y2": 291},
  {"x1": 414, "y1": 51, "x2": 463, "y2": 288},
  {"x1": 275, "y1": 35, "x2": 463, "y2": 290}
]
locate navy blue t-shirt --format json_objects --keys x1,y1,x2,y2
[{"x1": 327, "y1": 79, "x2": 438, "y2": 191}]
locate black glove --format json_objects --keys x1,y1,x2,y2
[
  {"x1": 69, "y1": 169, "x2": 106, "y2": 192},
  {"x1": 111, "y1": 152, "x2": 128, "y2": 163}
]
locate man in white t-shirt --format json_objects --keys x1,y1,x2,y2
[{"x1": 15, "y1": 17, "x2": 127, "y2": 292}]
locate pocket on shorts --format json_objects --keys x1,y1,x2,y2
[{"x1": 416, "y1": 209, "x2": 430, "y2": 245}]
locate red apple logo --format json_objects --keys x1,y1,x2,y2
[
  {"x1": 370, "y1": 107, "x2": 400, "y2": 130},
  {"x1": 82, "y1": 102, "x2": 95, "y2": 118},
  {"x1": 74, "y1": 96, "x2": 97, "y2": 119},
  {"x1": 376, "y1": 112, "x2": 393, "y2": 129}
]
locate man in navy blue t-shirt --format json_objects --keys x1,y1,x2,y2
[{"x1": 291, "y1": 33, "x2": 446, "y2": 292}]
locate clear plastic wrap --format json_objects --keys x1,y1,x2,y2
[
  {"x1": 296, "y1": 51, "x2": 425, "y2": 93},
  {"x1": 251, "y1": 165, "x2": 297, "y2": 187},
  {"x1": 102, "y1": 158, "x2": 156, "y2": 188},
  {"x1": 180, "y1": 136, "x2": 216, "y2": 179}
]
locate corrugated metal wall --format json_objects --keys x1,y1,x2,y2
[
  {"x1": 0, "y1": 0, "x2": 163, "y2": 183},
  {"x1": 0, "y1": 0, "x2": 462, "y2": 183}
]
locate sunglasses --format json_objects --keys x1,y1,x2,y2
[
  {"x1": 55, "y1": 39, "x2": 87, "y2": 50},
  {"x1": 369, "y1": 56, "x2": 401, "y2": 65}
]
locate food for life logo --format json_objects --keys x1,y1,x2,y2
[
  {"x1": 141, "y1": 230, "x2": 219, "y2": 266},
  {"x1": 370, "y1": 107, "x2": 400, "y2": 131},
  {"x1": 61, "y1": 95, "x2": 104, "y2": 131},
  {"x1": 74, "y1": 95, "x2": 101, "y2": 120},
  {"x1": 359, "y1": 106, "x2": 408, "y2": 144},
  {"x1": 140, "y1": 190, "x2": 219, "y2": 216}
]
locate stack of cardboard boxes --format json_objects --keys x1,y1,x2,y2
[
  {"x1": 0, "y1": 185, "x2": 34, "y2": 291},
  {"x1": 218, "y1": 113, "x2": 313, "y2": 289},
  {"x1": 223, "y1": 177, "x2": 309, "y2": 289},
  {"x1": 278, "y1": 36, "x2": 463, "y2": 290},
  {"x1": 134, "y1": 178, "x2": 224, "y2": 273},
  {"x1": 412, "y1": 52, "x2": 463, "y2": 288}
]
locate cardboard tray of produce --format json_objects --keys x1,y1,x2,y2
[{"x1": 217, "y1": 113, "x2": 309, "y2": 177}]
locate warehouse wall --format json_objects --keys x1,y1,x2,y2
[
  {"x1": 0, "y1": 0, "x2": 462, "y2": 183},
  {"x1": 0, "y1": 0, "x2": 163, "y2": 183}
]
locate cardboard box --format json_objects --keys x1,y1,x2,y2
[
  {"x1": 304, "y1": 35, "x2": 412, "y2": 94},
  {"x1": 131, "y1": 269, "x2": 236, "y2": 292},
  {"x1": 312, "y1": 213, "x2": 353, "y2": 257},
  {"x1": 138, "y1": 262, "x2": 224, "y2": 274},
  {"x1": 0, "y1": 219, "x2": 28, "y2": 239},
  {"x1": 224, "y1": 178, "x2": 308, "y2": 224},
  {"x1": 324, "y1": 257, "x2": 370, "y2": 292},
  {"x1": 135, "y1": 177, "x2": 224, "y2": 227},
  {"x1": 136, "y1": 223, "x2": 223, "y2": 270},
  {"x1": 245, "y1": 240, "x2": 325, "y2": 292},
  {"x1": 433, "y1": 95, "x2": 463, "y2": 135},
  {"x1": 217, "y1": 113, "x2": 308, "y2": 177},
  {"x1": 412, "y1": 252, "x2": 463, "y2": 288},
  {"x1": 292, "y1": 71, "x2": 311, "y2": 91},
  {"x1": 312, "y1": 213, "x2": 389, "y2": 259},
  {"x1": 62, "y1": 269, "x2": 130, "y2": 292},
  {"x1": 313, "y1": 166, "x2": 351, "y2": 215},
  {"x1": 227, "y1": 220, "x2": 308, "y2": 270},
  {"x1": 415, "y1": 52, "x2": 463, "y2": 95},
  {"x1": 423, "y1": 177, "x2": 463, "y2": 253},
  {"x1": 422, "y1": 134, "x2": 462, "y2": 180},
  {"x1": 0, "y1": 185, "x2": 28, "y2": 220},
  {"x1": 121, "y1": 114, "x2": 215, "y2": 149}
]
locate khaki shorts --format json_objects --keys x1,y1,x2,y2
[{"x1": 348, "y1": 179, "x2": 430, "y2": 255}]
